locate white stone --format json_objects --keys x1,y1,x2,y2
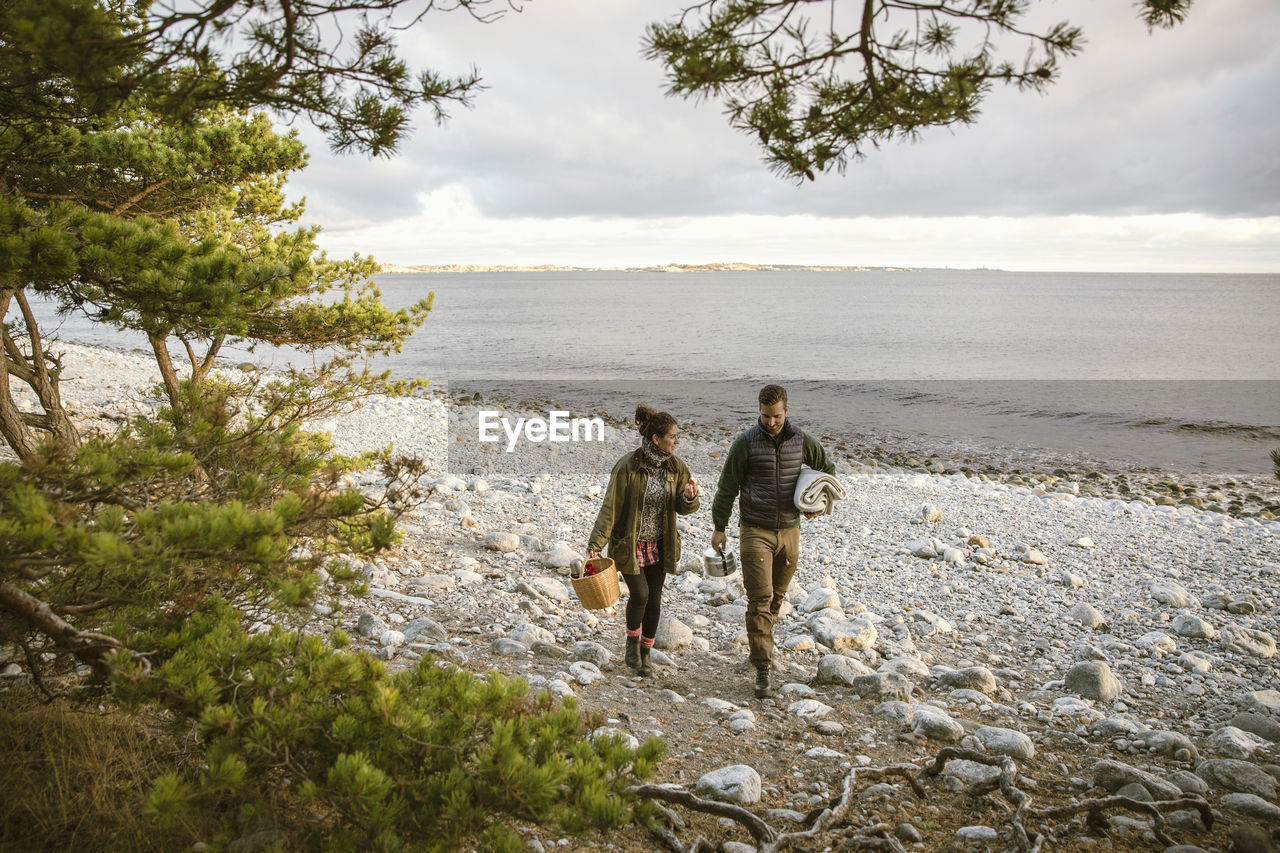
[
  {"x1": 590, "y1": 727, "x2": 639, "y2": 750},
  {"x1": 541, "y1": 544, "x2": 582, "y2": 568},
  {"x1": 529, "y1": 577, "x2": 571, "y2": 601},
  {"x1": 975, "y1": 726, "x2": 1036, "y2": 760},
  {"x1": 1172, "y1": 613, "x2": 1216, "y2": 640},
  {"x1": 800, "y1": 586, "x2": 842, "y2": 613},
  {"x1": 788, "y1": 699, "x2": 834, "y2": 719},
  {"x1": 815, "y1": 654, "x2": 873, "y2": 686},
  {"x1": 568, "y1": 661, "x2": 605, "y2": 685},
  {"x1": 1219, "y1": 625, "x2": 1276, "y2": 658},
  {"x1": 484, "y1": 532, "x2": 521, "y2": 552},
  {"x1": 508, "y1": 623, "x2": 556, "y2": 647},
  {"x1": 655, "y1": 616, "x2": 694, "y2": 650},
  {"x1": 696, "y1": 765, "x2": 762, "y2": 805},
  {"x1": 811, "y1": 614, "x2": 878, "y2": 652}
]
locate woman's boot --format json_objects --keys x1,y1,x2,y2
[
  {"x1": 638, "y1": 645, "x2": 653, "y2": 677},
  {"x1": 625, "y1": 635, "x2": 641, "y2": 670}
]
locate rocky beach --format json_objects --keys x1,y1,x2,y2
[{"x1": 5, "y1": 342, "x2": 1280, "y2": 852}]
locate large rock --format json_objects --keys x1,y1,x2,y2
[
  {"x1": 1093, "y1": 760, "x2": 1183, "y2": 801},
  {"x1": 541, "y1": 544, "x2": 582, "y2": 569},
  {"x1": 1206, "y1": 726, "x2": 1271, "y2": 760},
  {"x1": 815, "y1": 654, "x2": 873, "y2": 687},
  {"x1": 912, "y1": 705, "x2": 964, "y2": 742},
  {"x1": 1067, "y1": 603, "x2": 1107, "y2": 630},
  {"x1": 788, "y1": 699, "x2": 834, "y2": 719},
  {"x1": 1230, "y1": 713, "x2": 1280, "y2": 744},
  {"x1": 696, "y1": 765, "x2": 762, "y2": 805},
  {"x1": 800, "y1": 587, "x2": 842, "y2": 613},
  {"x1": 912, "y1": 504, "x2": 943, "y2": 523},
  {"x1": 356, "y1": 612, "x2": 387, "y2": 638},
  {"x1": 1065, "y1": 660, "x2": 1122, "y2": 702},
  {"x1": 568, "y1": 661, "x2": 604, "y2": 685},
  {"x1": 811, "y1": 614, "x2": 877, "y2": 652},
  {"x1": 1243, "y1": 690, "x2": 1280, "y2": 716},
  {"x1": 508, "y1": 623, "x2": 556, "y2": 647},
  {"x1": 573, "y1": 641, "x2": 612, "y2": 669},
  {"x1": 935, "y1": 667, "x2": 998, "y2": 695},
  {"x1": 1219, "y1": 625, "x2": 1277, "y2": 659},
  {"x1": 1221, "y1": 793, "x2": 1280, "y2": 825},
  {"x1": 1197, "y1": 759, "x2": 1278, "y2": 799},
  {"x1": 1149, "y1": 581, "x2": 1194, "y2": 608},
  {"x1": 943, "y1": 760, "x2": 1001, "y2": 786},
  {"x1": 852, "y1": 672, "x2": 914, "y2": 702},
  {"x1": 975, "y1": 726, "x2": 1036, "y2": 760},
  {"x1": 403, "y1": 615, "x2": 448, "y2": 644},
  {"x1": 529, "y1": 577, "x2": 570, "y2": 601},
  {"x1": 654, "y1": 616, "x2": 693, "y2": 650},
  {"x1": 1172, "y1": 613, "x2": 1216, "y2": 640},
  {"x1": 484, "y1": 532, "x2": 521, "y2": 552}
]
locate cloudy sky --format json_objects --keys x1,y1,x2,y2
[{"x1": 289, "y1": 0, "x2": 1280, "y2": 272}]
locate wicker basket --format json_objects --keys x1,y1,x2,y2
[{"x1": 571, "y1": 557, "x2": 620, "y2": 610}]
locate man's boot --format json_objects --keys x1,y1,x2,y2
[
  {"x1": 754, "y1": 665, "x2": 774, "y2": 699},
  {"x1": 638, "y1": 646, "x2": 653, "y2": 677},
  {"x1": 625, "y1": 635, "x2": 640, "y2": 670}
]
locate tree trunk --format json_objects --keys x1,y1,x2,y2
[
  {"x1": 149, "y1": 331, "x2": 183, "y2": 413},
  {"x1": 0, "y1": 581, "x2": 128, "y2": 678},
  {"x1": 0, "y1": 292, "x2": 40, "y2": 462},
  {"x1": 13, "y1": 290, "x2": 79, "y2": 451}
]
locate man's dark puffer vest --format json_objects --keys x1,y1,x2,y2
[{"x1": 739, "y1": 421, "x2": 805, "y2": 529}]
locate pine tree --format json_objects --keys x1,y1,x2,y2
[
  {"x1": 644, "y1": 0, "x2": 1195, "y2": 180},
  {"x1": 2, "y1": 3, "x2": 662, "y2": 846}
]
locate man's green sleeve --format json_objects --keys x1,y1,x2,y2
[
  {"x1": 804, "y1": 433, "x2": 837, "y2": 475},
  {"x1": 711, "y1": 435, "x2": 748, "y2": 531}
]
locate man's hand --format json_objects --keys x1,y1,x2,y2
[
  {"x1": 803, "y1": 511, "x2": 819, "y2": 519},
  {"x1": 711, "y1": 530, "x2": 726, "y2": 553},
  {"x1": 684, "y1": 479, "x2": 699, "y2": 500},
  {"x1": 586, "y1": 548, "x2": 600, "y2": 559}
]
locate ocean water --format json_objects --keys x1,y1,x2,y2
[{"x1": 21, "y1": 269, "x2": 1280, "y2": 479}]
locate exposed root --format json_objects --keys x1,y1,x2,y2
[
  {"x1": 1031, "y1": 795, "x2": 1214, "y2": 846},
  {"x1": 633, "y1": 748, "x2": 1212, "y2": 853}
]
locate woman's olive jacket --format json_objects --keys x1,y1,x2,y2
[{"x1": 587, "y1": 450, "x2": 700, "y2": 575}]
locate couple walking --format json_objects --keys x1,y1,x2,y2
[{"x1": 587, "y1": 384, "x2": 836, "y2": 698}]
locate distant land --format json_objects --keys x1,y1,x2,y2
[{"x1": 376, "y1": 262, "x2": 918, "y2": 274}]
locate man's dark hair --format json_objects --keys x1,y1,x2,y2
[{"x1": 758, "y1": 384, "x2": 787, "y2": 407}]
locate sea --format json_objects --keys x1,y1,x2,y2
[{"x1": 24, "y1": 269, "x2": 1280, "y2": 482}]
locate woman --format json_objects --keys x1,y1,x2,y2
[{"x1": 587, "y1": 405, "x2": 699, "y2": 676}]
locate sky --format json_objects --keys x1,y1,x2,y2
[{"x1": 288, "y1": 0, "x2": 1280, "y2": 272}]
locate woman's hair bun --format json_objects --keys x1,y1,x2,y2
[{"x1": 634, "y1": 404, "x2": 677, "y2": 441}]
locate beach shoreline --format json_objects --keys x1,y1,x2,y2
[{"x1": 5, "y1": 339, "x2": 1280, "y2": 850}]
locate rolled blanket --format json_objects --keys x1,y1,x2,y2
[{"x1": 793, "y1": 466, "x2": 846, "y2": 516}]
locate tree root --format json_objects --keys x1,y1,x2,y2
[{"x1": 632, "y1": 746, "x2": 1211, "y2": 853}]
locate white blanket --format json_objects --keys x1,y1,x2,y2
[{"x1": 793, "y1": 466, "x2": 846, "y2": 516}]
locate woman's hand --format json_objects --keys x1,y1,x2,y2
[
  {"x1": 683, "y1": 479, "x2": 699, "y2": 500},
  {"x1": 586, "y1": 549, "x2": 600, "y2": 560}
]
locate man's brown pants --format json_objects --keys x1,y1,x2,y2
[{"x1": 740, "y1": 524, "x2": 800, "y2": 668}]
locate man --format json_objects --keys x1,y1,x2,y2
[{"x1": 711, "y1": 384, "x2": 837, "y2": 699}]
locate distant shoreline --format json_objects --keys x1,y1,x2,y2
[{"x1": 376, "y1": 262, "x2": 922, "y2": 274}]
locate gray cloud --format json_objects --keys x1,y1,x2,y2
[{"x1": 289, "y1": 0, "x2": 1280, "y2": 224}]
